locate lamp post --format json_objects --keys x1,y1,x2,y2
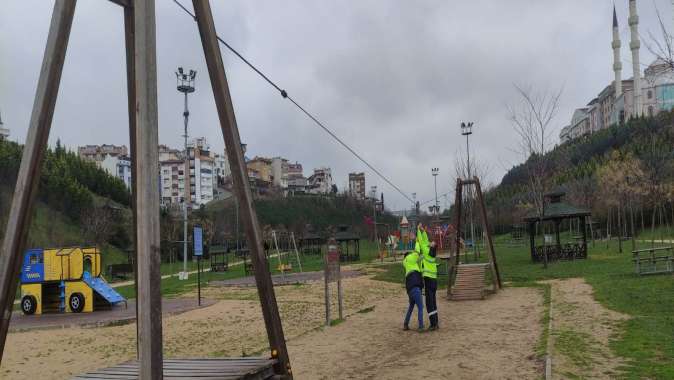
[
  {"x1": 461, "y1": 121, "x2": 477, "y2": 257},
  {"x1": 176, "y1": 67, "x2": 196, "y2": 280},
  {"x1": 432, "y1": 167, "x2": 439, "y2": 219}
]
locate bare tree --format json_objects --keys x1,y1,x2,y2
[
  {"x1": 81, "y1": 205, "x2": 116, "y2": 248},
  {"x1": 507, "y1": 84, "x2": 563, "y2": 216},
  {"x1": 643, "y1": 5, "x2": 674, "y2": 72}
]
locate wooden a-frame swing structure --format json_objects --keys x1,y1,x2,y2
[
  {"x1": 0, "y1": 1, "x2": 292, "y2": 378},
  {"x1": 448, "y1": 177, "x2": 502, "y2": 300}
]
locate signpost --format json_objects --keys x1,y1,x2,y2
[
  {"x1": 194, "y1": 225, "x2": 203, "y2": 306},
  {"x1": 324, "y1": 238, "x2": 343, "y2": 326}
]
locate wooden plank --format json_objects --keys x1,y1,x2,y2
[
  {"x1": 73, "y1": 358, "x2": 276, "y2": 379},
  {"x1": 108, "y1": 0, "x2": 132, "y2": 7},
  {"x1": 132, "y1": 0, "x2": 163, "y2": 377},
  {"x1": 0, "y1": 0, "x2": 76, "y2": 363},
  {"x1": 191, "y1": 1, "x2": 291, "y2": 377},
  {"x1": 122, "y1": 2, "x2": 140, "y2": 358}
]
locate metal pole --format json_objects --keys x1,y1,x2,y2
[
  {"x1": 182, "y1": 91, "x2": 189, "y2": 279},
  {"x1": 197, "y1": 255, "x2": 201, "y2": 306},
  {"x1": 192, "y1": 1, "x2": 292, "y2": 376},
  {"x1": 434, "y1": 174, "x2": 438, "y2": 218},
  {"x1": 466, "y1": 133, "x2": 477, "y2": 258},
  {"x1": 0, "y1": 0, "x2": 76, "y2": 362},
  {"x1": 134, "y1": 0, "x2": 164, "y2": 376}
]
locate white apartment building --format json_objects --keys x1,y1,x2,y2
[
  {"x1": 101, "y1": 154, "x2": 132, "y2": 189},
  {"x1": 0, "y1": 110, "x2": 8, "y2": 140},
  {"x1": 159, "y1": 138, "x2": 214, "y2": 207},
  {"x1": 78, "y1": 144, "x2": 128, "y2": 164},
  {"x1": 271, "y1": 157, "x2": 289, "y2": 189},
  {"x1": 308, "y1": 167, "x2": 333, "y2": 194}
]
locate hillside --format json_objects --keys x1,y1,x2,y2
[
  {"x1": 484, "y1": 110, "x2": 674, "y2": 234},
  {"x1": 205, "y1": 194, "x2": 398, "y2": 242},
  {"x1": 0, "y1": 139, "x2": 131, "y2": 266}
]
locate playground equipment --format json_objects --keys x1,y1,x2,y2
[
  {"x1": 19, "y1": 247, "x2": 126, "y2": 315},
  {"x1": 449, "y1": 177, "x2": 502, "y2": 301},
  {"x1": 397, "y1": 216, "x2": 414, "y2": 251},
  {"x1": 271, "y1": 231, "x2": 302, "y2": 273},
  {"x1": 0, "y1": 1, "x2": 292, "y2": 377}
]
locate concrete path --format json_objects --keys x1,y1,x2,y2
[{"x1": 9, "y1": 298, "x2": 214, "y2": 332}]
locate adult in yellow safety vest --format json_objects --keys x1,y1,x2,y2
[
  {"x1": 402, "y1": 250, "x2": 424, "y2": 331},
  {"x1": 417, "y1": 223, "x2": 439, "y2": 330}
]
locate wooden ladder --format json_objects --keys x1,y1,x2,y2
[{"x1": 450, "y1": 263, "x2": 489, "y2": 301}]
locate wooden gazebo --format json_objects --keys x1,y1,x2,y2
[
  {"x1": 524, "y1": 192, "x2": 591, "y2": 263},
  {"x1": 335, "y1": 225, "x2": 360, "y2": 262},
  {"x1": 300, "y1": 230, "x2": 324, "y2": 255}
]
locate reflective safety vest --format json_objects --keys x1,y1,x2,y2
[
  {"x1": 421, "y1": 251, "x2": 438, "y2": 279},
  {"x1": 417, "y1": 228, "x2": 437, "y2": 279},
  {"x1": 403, "y1": 251, "x2": 421, "y2": 277},
  {"x1": 416, "y1": 228, "x2": 430, "y2": 256}
]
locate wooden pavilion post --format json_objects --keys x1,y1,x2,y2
[
  {"x1": 132, "y1": 0, "x2": 164, "y2": 378},
  {"x1": 581, "y1": 216, "x2": 587, "y2": 258},
  {"x1": 191, "y1": 1, "x2": 292, "y2": 377},
  {"x1": 554, "y1": 219, "x2": 561, "y2": 258},
  {"x1": 528, "y1": 222, "x2": 536, "y2": 261},
  {"x1": 474, "y1": 177, "x2": 502, "y2": 289},
  {"x1": 0, "y1": 0, "x2": 76, "y2": 363}
]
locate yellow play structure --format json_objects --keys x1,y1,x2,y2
[{"x1": 20, "y1": 247, "x2": 125, "y2": 315}]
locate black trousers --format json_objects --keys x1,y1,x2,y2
[{"x1": 424, "y1": 277, "x2": 438, "y2": 327}]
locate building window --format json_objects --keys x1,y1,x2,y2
[{"x1": 647, "y1": 90, "x2": 653, "y2": 99}]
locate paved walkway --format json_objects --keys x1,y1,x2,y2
[
  {"x1": 9, "y1": 298, "x2": 214, "y2": 332},
  {"x1": 212, "y1": 269, "x2": 363, "y2": 287}
]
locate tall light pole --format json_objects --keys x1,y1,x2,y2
[
  {"x1": 371, "y1": 186, "x2": 381, "y2": 260},
  {"x1": 176, "y1": 67, "x2": 196, "y2": 280},
  {"x1": 461, "y1": 122, "x2": 477, "y2": 256},
  {"x1": 432, "y1": 167, "x2": 439, "y2": 218}
]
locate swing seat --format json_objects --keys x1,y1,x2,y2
[{"x1": 277, "y1": 263, "x2": 292, "y2": 272}]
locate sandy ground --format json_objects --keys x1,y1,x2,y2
[
  {"x1": 547, "y1": 278, "x2": 629, "y2": 379},
  {"x1": 1, "y1": 272, "x2": 544, "y2": 380},
  {"x1": 289, "y1": 286, "x2": 544, "y2": 379}
]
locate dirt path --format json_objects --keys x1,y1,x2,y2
[
  {"x1": 2, "y1": 275, "x2": 544, "y2": 379},
  {"x1": 547, "y1": 278, "x2": 629, "y2": 379},
  {"x1": 289, "y1": 287, "x2": 544, "y2": 379}
]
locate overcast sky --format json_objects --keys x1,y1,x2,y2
[{"x1": 1, "y1": 1, "x2": 671, "y2": 211}]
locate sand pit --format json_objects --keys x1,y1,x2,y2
[{"x1": 1, "y1": 274, "x2": 544, "y2": 379}]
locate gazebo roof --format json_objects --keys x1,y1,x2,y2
[
  {"x1": 302, "y1": 231, "x2": 323, "y2": 240},
  {"x1": 335, "y1": 225, "x2": 360, "y2": 241},
  {"x1": 523, "y1": 201, "x2": 591, "y2": 222}
]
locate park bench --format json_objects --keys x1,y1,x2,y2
[
  {"x1": 107, "y1": 263, "x2": 133, "y2": 280},
  {"x1": 632, "y1": 246, "x2": 673, "y2": 275}
]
